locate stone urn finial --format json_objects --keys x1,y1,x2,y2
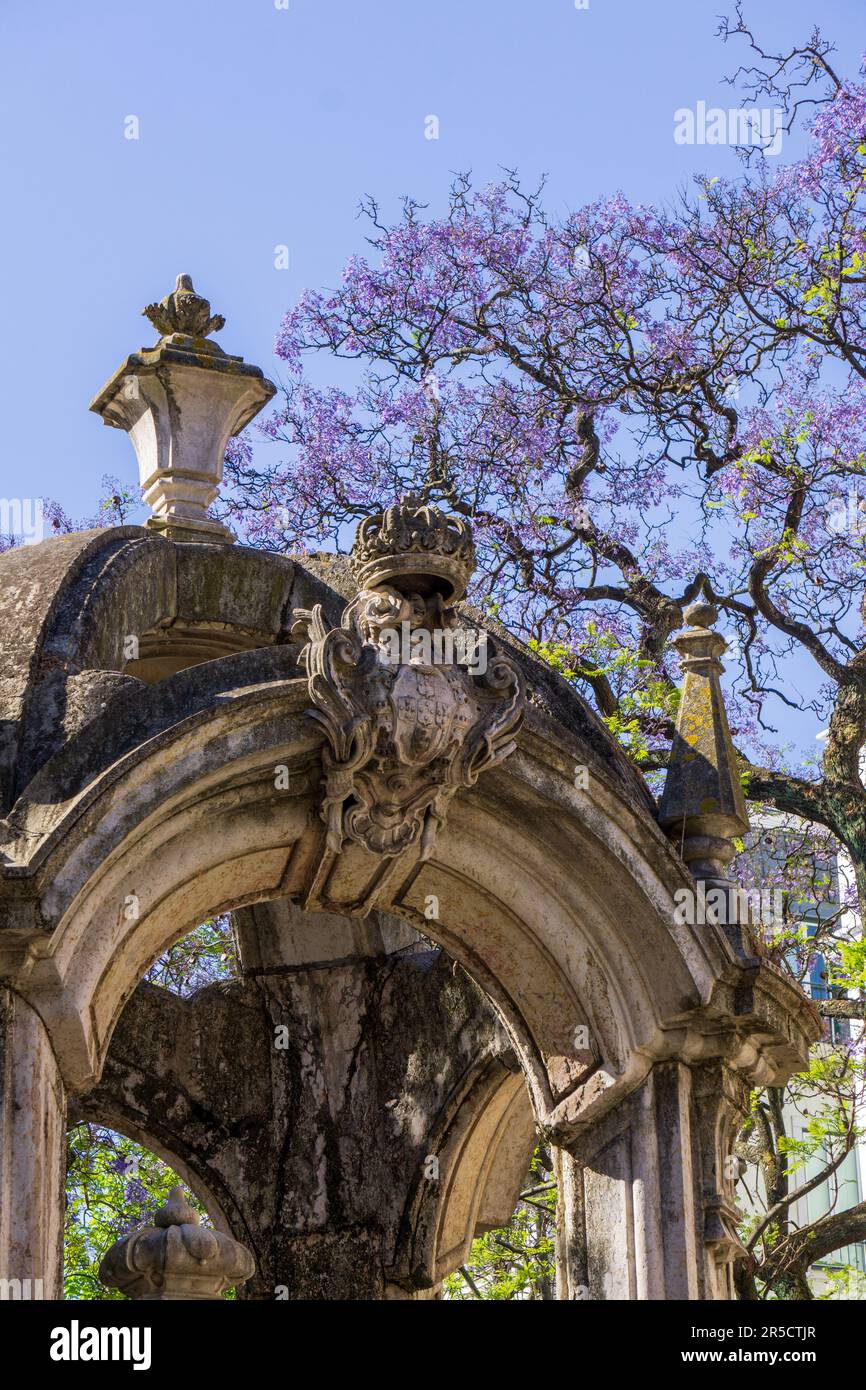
[
  {"x1": 658, "y1": 574, "x2": 749, "y2": 883},
  {"x1": 142, "y1": 272, "x2": 226, "y2": 340},
  {"x1": 98, "y1": 1185, "x2": 255, "y2": 1301},
  {"x1": 89, "y1": 274, "x2": 276, "y2": 544}
]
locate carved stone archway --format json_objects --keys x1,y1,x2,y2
[
  {"x1": 0, "y1": 277, "x2": 819, "y2": 1301},
  {"x1": 0, "y1": 524, "x2": 817, "y2": 1300},
  {"x1": 70, "y1": 899, "x2": 538, "y2": 1299}
]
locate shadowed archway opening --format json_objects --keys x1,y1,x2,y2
[
  {"x1": 64, "y1": 920, "x2": 245, "y2": 1300},
  {"x1": 442, "y1": 1144, "x2": 557, "y2": 1300},
  {"x1": 64, "y1": 1123, "x2": 233, "y2": 1301},
  {"x1": 71, "y1": 897, "x2": 538, "y2": 1299}
]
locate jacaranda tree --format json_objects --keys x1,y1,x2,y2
[{"x1": 216, "y1": 10, "x2": 866, "y2": 1297}]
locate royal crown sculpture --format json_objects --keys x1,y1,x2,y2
[{"x1": 292, "y1": 494, "x2": 525, "y2": 862}]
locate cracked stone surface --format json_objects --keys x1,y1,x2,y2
[{"x1": 70, "y1": 914, "x2": 532, "y2": 1299}]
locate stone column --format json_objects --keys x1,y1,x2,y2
[
  {"x1": 554, "y1": 1066, "x2": 694, "y2": 1300},
  {"x1": 0, "y1": 987, "x2": 66, "y2": 1299},
  {"x1": 554, "y1": 1060, "x2": 744, "y2": 1300},
  {"x1": 89, "y1": 274, "x2": 275, "y2": 544}
]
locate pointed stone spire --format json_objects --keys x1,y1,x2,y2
[
  {"x1": 90, "y1": 274, "x2": 275, "y2": 544},
  {"x1": 98, "y1": 1185, "x2": 255, "y2": 1300},
  {"x1": 658, "y1": 576, "x2": 749, "y2": 884}
]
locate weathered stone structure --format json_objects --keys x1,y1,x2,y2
[
  {"x1": 79, "y1": 905, "x2": 532, "y2": 1299},
  {"x1": 0, "y1": 277, "x2": 820, "y2": 1300}
]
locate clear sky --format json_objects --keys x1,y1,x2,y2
[{"x1": 0, "y1": 0, "x2": 862, "y2": 520}]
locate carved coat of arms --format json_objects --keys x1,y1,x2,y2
[{"x1": 292, "y1": 585, "x2": 524, "y2": 861}]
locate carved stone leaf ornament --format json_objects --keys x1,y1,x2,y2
[
  {"x1": 292, "y1": 499, "x2": 525, "y2": 861},
  {"x1": 142, "y1": 272, "x2": 227, "y2": 340}
]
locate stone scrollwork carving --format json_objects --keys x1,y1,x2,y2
[{"x1": 292, "y1": 498, "x2": 525, "y2": 861}]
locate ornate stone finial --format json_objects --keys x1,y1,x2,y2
[
  {"x1": 90, "y1": 274, "x2": 275, "y2": 544},
  {"x1": 683, "y1": 591, "x2": 718, "y2": 630},
  {"x1": 142, "y1": 273, "x2": 226, "y2": 341},
  {"x1": 658, "y1": 575, "x2": 749, "y2": 884},
  {"x1": 153, "y1": 1186, "x2": 199, "y2": 1227},
  {"x1": 351, "y1": 494, "x2": 476, "y2": 603},
  {"x1": 98, "y1": 1185, "x2": 255, "y2": 1301},
  {"x1": 292, "y1": 499, "x2": 523, "y2": 874}
]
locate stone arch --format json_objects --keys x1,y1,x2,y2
[
  {"x1": 71, "y1": 906, "x2": 537, "y2": 1299},
  {"x1": 393, "y1": 1058, "x2": 537, "y2": 1290},
  {"x1": 7, "y1": 658, "x2": 741, "y2": 1115},
  {"x1": 0, "y1": 529, "x2": 818, "y2": 1300},
  {"x1": 65, "y1": 1108, "x2": 241, "y2": 1250}
]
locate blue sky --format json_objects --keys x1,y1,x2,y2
[
  {"x1": 1, "y1": 0, "x2": 862, "y2": 521},
  {"x1": 2, "y1": 0, "x2": 862, "y2": 755}
]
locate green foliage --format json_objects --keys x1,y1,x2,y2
[
  {"x1": 730, "y1": 819, "x2": 866, "y2": 1298},
  {"x1": 528, "y1": 626, "x2": 679, "y2": 765},
  {"x1": 144, "y1": 915, "x2": 237, "y2": 996},
  {"x1": 443, "y1": 1148, "x2": 557, "y2": 1300},
  {"x1": 64, "y1": 919, "x2": 239, "y2": 1299},
  {"x1": 813, "y1": 1266, "x2": 866, "y2": 1300},
  {"x1": 64, "y1": 1124, "x2": 213, "y2": 1300},
  {"x1": 831, "y1": 938, "x2": 866, "y2": 996}
]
